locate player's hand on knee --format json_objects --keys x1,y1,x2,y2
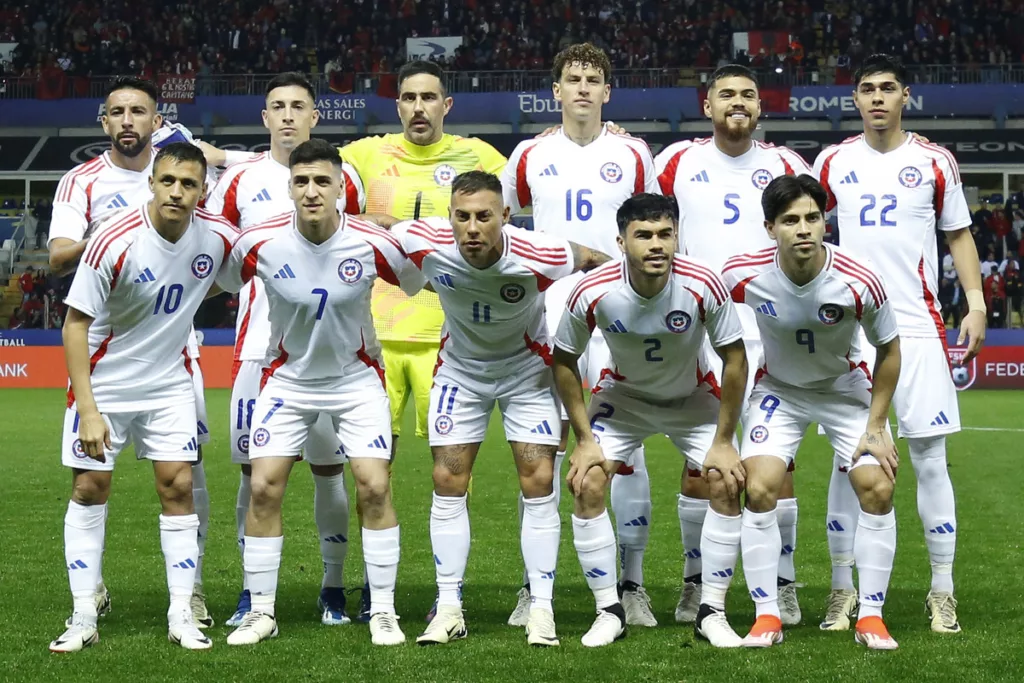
[
  {"x1": 702, "y1": 441, "x2": 745, "y2": 497},
  {"x1": 79, "y1": 412, "x2": 110, "y2": 461},
  {"x1": 854, "y1": 429, "x2": 899, "y2": 482},
  {"x1": 567, "y1": 440, "x2": 606, "y2": 495}
]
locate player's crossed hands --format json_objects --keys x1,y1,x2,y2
[
  {"x1": 854, "y1": 429, "x2": 899, "y2": 482},
  {"x1": 702, "y1": 441, "x2": 746, "y2": 498},
  {"x1": 567, "y1": 439, "x2": 608, "y2": 494},
  {"x1": 77, "y1": 411, "x2": 112, "y2": 462}
]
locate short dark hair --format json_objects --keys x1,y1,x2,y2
[
  {"x1": 707, "y1": 64, "x2": 759, "y2": 91},
  {"x1": 451, "y1": 170, "x2": 502, "y2": 198},
  {"x1": 616, "y1": 193, "x2": 679, "y2": 234},
  {"x1": 106, "y1": 76, "x2": 159, "y2": 105},
  {"x1": 288, "y1": 138, "x2": 342, "y2": 169},
  {"x1": 398, "y1": 60, "x2": 447, "y2": 95},
  {"x1": 266, "y1": 72, "x2": 317, "y2": 102},
  {"x1": 854, "y1": 54, "x2": 908, "y2": 88},
  {"x1": 761, "y1": 174, "x2": 827, "y2": 223},
  {"x1": 552, "y1": 42, "x2": 612, "y2": 83},
  {"x1": 153, "y1": 142, "x2": 207, "y2": 176}
]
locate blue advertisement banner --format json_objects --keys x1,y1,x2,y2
[{"x1": 2, "y1": 85, "x2": 1022, "y2": 128}]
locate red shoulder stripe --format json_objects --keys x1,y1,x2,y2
[
  {"x1": 57, "y1": 156, "x2": 106, "y2": 203},
  {"x1": 509, "y1": 247, "x2": 567, "y2": 266},
  {"x1": 85, "y1": 214, "x2": 144, "y2": 268},
  {"x1": 509, "y1": 235, "x2": 567, "y2": 255},
  {"x1": 672, "y1": 260, "x2": 728, "y2": 302},
  {"x1": 348, "y1": 216, "x2": 404, "y2": 252},
  {"x1": 515, "y1": 143, "x2": 540, "y2": 209},
  {"x1": 567, "y1": 269, "x2": 622, "y2": 311}
]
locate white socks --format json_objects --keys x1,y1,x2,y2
[
  {"x1": 776, "y1": 497, "x2": 798, "y2": 584},
  {"x1": 363, "y1": 526, "x2": 400, "y2": 615},
  {"x1": 855, "y1": 509, "x2": 897, "y2": 619},
  {"x1": 431, "y1": 493, "x2": 470, "y2": 609},
  {"x1": 826, "y1": 458, "x2": 857, "y2": 591},
  {"x1": 313, "y1": 471, "x2": 349, "y2": 589},
  {"x1": 572, "y1": 511, "x2": 619, "y2": 609},
  {"x1": 236, "y1": 471, "x2": 251, "y2": 590},
  {"x1": 191, "y1": 460, "x2": 209, "y2": 587},
  {"x1": 908, "y1": 436, "x2": 957, "y2": 593},
  {"x1": 160, "y1": 513, "x2": 200, "y2": 613},
  {"x1": 700, "y1": 508, "x2": 741, "y2": 610},
  {"x1": 741, "y1": 508, "x2": 781, "y2": 618},
  {"x1": 610, "y1": 447, "x2": 651, "y2": 586},
  {"x1": 677, "y1": 494, "x2": 709, "y2": 582},
  {"x1": 521, "y1": 491, "x2": 560, "y2": 612},
  {"x1": 244, "y1": 535, "x2": 283, "y2": 616},
  {"x1": 519, "y1": 450, "x2": 565, "y2": 587},
  {"x1": 65, "y1": 501, "x2": 106, "y2": 619}
]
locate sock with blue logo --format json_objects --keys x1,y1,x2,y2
[
  {"x1": 701, "y1": 507, "x2": 741, "y2": 610},
  {"x1": 191, "y1": 459, "x2": 209, "y2": 587},
  {"x1": 160, "y1": 513, "x2": 200, "y2": 613},
  {"x1": 610, "y1": 446, "x2": 651, "y2": 587},
  {"x1": 826, "y1": 457, "x2": 857, "y2": 591},
  {"x1": 572, "y1": 511, "x2": 619, "y2": 609},
  {"x1": 65, "y1": 501, "x2": 106, "y2": 619},
  {"x1": 363, "y1": 525, "x2": 400, "y2": 615},
  {"x1": 909, "y1": 436, "x2": 956, "y2": 593},
  {"x1": 236, "y1": 472, "x2": 251, "y2": 590},
  {"x1": 431, "y1": 493, "x2": 469, "y2": 609},
  {"x1": 855, "y1": 509, "x2": 896, "y2": 619},
  {"x1": 314, "y1": 471, "x2": 349, "y2": 589},
  {"x1": 520, "y1": 450, "x2": 566, "y2": 587},
  {"x1": 740, "y1": 508, "x2": 780, "y2": 618},
  {"x1": 244, "y1": 535, "x2": 282, "y2": 616},
  {"x1": 677, "y1": 494, "x2": 709, "y2": 581},
  {"x1": 522, "y1": 491, "x2": 560, "y2": 613},
  {"x1": 776, "y1": 497, "x2": 798, "y2": 583}
]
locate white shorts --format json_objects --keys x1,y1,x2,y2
[
  {"x1": 741, "y1": 374, "x2": 881, "y2": 469},
  {"x1": 249, "y1": 372, "x2": 390, "y2": 463},
  {"x1": 62, "y1": 401, "x2": 199, "y2": 472},
  {"x1": 858, "y1": 334, "x2": 960, "y2": 438},
  {"x1": 546, "y1": 273, "x2": 609, "y2": 421},
  {"x1": 587, "y1": 385, "x2": 721, "y2": 470},
  {"x1": 429, "y1": 361, "x2": 561, "y2": 447},
  {"x1": 189, "y1": 359, "x2": 210, "y2": 445},
  {"x1": 230, "y1": 360, "x2": 261, "y2": 464},
  {"x1": 702, "y1": 335, "x2": 763, "y2": 408}
]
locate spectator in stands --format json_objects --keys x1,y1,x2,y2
[
  {"x1": 999, "y1": 252, "x2": 1021, "y2": 276},
  {"x1": 21, "y1": 291, "x2": 44, "y2": 328},
  {"x1": 7, "y1": 307, "x2": 24, "y2": 330},
  {"x1": 981, "y1": 246, "x2": 1000, "y2": 277},
  {"x1": 1012, "y1": 209, "x2": 1024, "y2": 243},
  {"x1": 18, "y1": 266, "x2": 34, "y2": 303},
  {"x1": 984, "y1": 269, "x2": 1007, "y2": 329},
  {"x1": 32, "y1": 268, "x2": 47, "y2": 293},
  {"x1": 1004, "y1": 261, "x2": 1024, "y2": 327}
]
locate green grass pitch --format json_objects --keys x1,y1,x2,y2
[{"x1": 2, "y1": 388, "x2": 1023, "y2": 682}]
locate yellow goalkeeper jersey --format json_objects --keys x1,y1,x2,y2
[{"x1": 340, "y1": 133, "x2": 507, "y2": 343}]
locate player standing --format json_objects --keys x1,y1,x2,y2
[
  {"x1": 220, "y1": 139, "x2": 422, "y2": 647},
  {"x1": 389, "y1": 172, "x2": 609, "y2": 647},
  {"x1": 813, "y1": 54, "x2": 985, "y2": 633},
  {"x1": 554, "y1": 194, "x2": 749, "y2": 647},
  {"x1": 203, "y1": 72, "x2": 366, "y2": 627},
  {"x1": 654, "y1": 64, "x2": 810, "y2": 626},
  {"x1": 501, "y1": 43, "x2": 660, "y2": 628},
  {"x1": 50, "y1": 143, "x2": 236, "y2": 652},
  {"x1": 47, "y1": 77, "x2": 217, "y2": 628},
  {"x1": 723, "y1": 174, "x2": 902, "y2": 650}
]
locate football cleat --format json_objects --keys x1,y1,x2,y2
[
  {"x1": 525, "y1": 607, "x2": 559, "y2": 647},
  {"x1": 855, "y1": 616, "x2": 899, "y2": 650},
  {"x1": 416, "y1": 606, "x2": 467, "y2": 645},
  {"x1": 620, "y1": 581, "x2": 657, "y2": 627},
  {"x1": 819, "y1": 589, "x2": 858, "y2": 631},
  {"x1": 348, "y1": 582, "x2": 372, "y2": 624},
  {"x1": 694, "y1": 603, "x2": 743, "y2": 648},
  {"x1": 425, "y1": 595, "x2": 439, "y2": 623},
  {"x1": 224, "y1": 589, "x2": 251, "y2": 627},
  {"x1": 226, "y1": 611, "x2": 278, "y2": 645},
  {"x1": 507, "y1": 586, "x2": 532, "y2": 627},
  {"x1": 370, "y1": 612, "x2": 406, "y2": 646},
  {"x1": 926, "y1": 591, "x2": 961, "y2": 634},
  {"x1": 65, "y1": 583, "x2": 111, "y2": 629},
  {"x1": 50, "y1": 614, "x2": 99, "y2": 653},
  {"x1": 318, "y1": 587, "x2": 351, "y2": 626},
  {"x1": 743, "y1": 614, "x2": 784, "y2": 648},
  {"x1": 779, "y1": 582, "x2": 802, "y2": 626},
  {"x1": 674, "y1": 580, "x2": 701, "y2": 623},
  {"x1": 581, "y1": 604, "x2": 627, "y2": 648},
  {"x1": 191, "y1": 586, "x2": 213, "y2": 629},
  {"x1": 168, "y1": 608, "x2": 213, "y2": 650}
]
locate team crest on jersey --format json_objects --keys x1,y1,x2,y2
[
  {"x1": 252, "y1": 428, "x2": 271, "y2": 448},
  {"x1": 750, "y1": 425, "x2": 769, "y2": 443},
  {"x1": 338, "y1": 258, "x2": 363, "y2": 283},
  {"x1": 237, "y1": 434, "x2": 250, "y2": 454},
  {"x1": 599, "y1": 162, "x2": 624, "y2": 183},
  {"x1": 71, "y1": 439, "x2": 88, "y2": 459},
  {"x1": 500, "y1": 283, "x2": 526, "y2": 303},
  {"x1": 191, "y1": 254, "x2": 214, "y2": 279},
  {"x1": 948, "y1": 346, "x2": 977, "y2": 390},
  {"x1": 665, "y1": 310, "x2": 692, "y2": 333},
  {"x1": 433, "y1": 164, "x2": 457, "y2": 187},
  {"x1": 898, "y1": 166, "x2": 923, "y2": 188},
  {"x1": 751, "y1": 169, "x2": 773, "y2": 189},
  {"x1": 817, "y1": 304, "x2": 845, "y2": 325},
  {"x1": 434, "y1": 415, "x2": 454, "y2": 435}
]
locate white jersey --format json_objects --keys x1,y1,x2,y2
[
  {"x1": 721, "y1": 244, "x2": 899, "y2": 391},
  {"x1": 555, "y1": 256, "x2": 743, "y2": 402},
  {"x1": 393, "y1": 218, "x2": 575, "y2": 376},
  {"x1": 205, "y1": 152, "x2": 366, "y2": 364},
  {"x1": 813, "y1": 133, "x2": 971, "y2": 339},
  {"x1": 220, "y1": 212, "x2": 424, "y2": 389},
  {"x1": 63, "y1": 206, "x2": 237, "y2": 412},
  {"x1": 501, "y1": 128, "x2": 659, "y2": 256}
]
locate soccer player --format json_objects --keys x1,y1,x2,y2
[
  {"x1": 47, "y1": 77, "x2": 217, "y2": 628},
  {"x1": 204, "y1": 72, "x2": 366, "y2": 628},
  {"x1": 50, "y1": 143, "x2": 236, "y2": 652},
  {"x1": 554, "y1": 193, "x2": 749, "y2": 648},
  {"x1": 722, "y1": 174, "x2": 902, "y2": 650},
  {"x1": 389, "y1": 171, "x2": 610, "y2": 647},
  {"x1": 219, "y1": 139, "x2": 423, "y2": 647},
  {"x1": 501, "y1": 42, "x2": 661, "y2": 628},
  {"x1": 813, "y1": 54, "x2": 985, "y2": 634},
  {"x1": 654, "y1": 64, "x2": 811, "y2": 626}
]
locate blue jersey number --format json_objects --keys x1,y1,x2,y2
[
  {"x1": 723, "y1": 193, "x2": 741, "y2": 225},
  {"x1": 796, "y1": 329, "x2": 816, "y2": 353},
  {"x1": 859, "y1": 194, "x2": 898, "y2": 227},
  {"x1": 590, "y1": 402, "x2": 615, "y2": 432},
  {"x1": 565, "y1": 189, "x2": 593, "y2": 221},
  {"x1": 643, "y1": 338, "x2": 663, "y2": 362},
  {"x1": 236, "y1": 398, "x2": 256, "y2": 430},
  {"x1": 759, "y1": 395, "x2": 781, "y2": 422},
  {"x1": 261, "y1": 397, "x2": 285, "y2": 425},
  {"x1": 471, "y1": 301, "x2": 492, "y2": 323},
  {"x1": 153, "y1": 284, "x2": 184, "y2": 315},
  {"x1": 311, "y1": 288, "x2": 328, "y2": 320}
]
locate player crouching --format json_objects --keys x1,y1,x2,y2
[{"x1": 722, "y1": 175, "x2": 901, "y2": 650}]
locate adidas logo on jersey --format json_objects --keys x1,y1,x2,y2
[
  {"x1": 106, "y1": 193, "x2": 129, "y2": 210},
  {"x1": 530, "y1": 420, "x2": 554, "y2": 435},
  {"x1": 755, "y1": 301, "x2": 778, "y2": 317},
  {"x1": 539, "y1": 164, "x2": 558, "y2": 176},
  {"x1": 434, "y1": 273, "x2": 455, "y2": 290},
  {"x1": 273, "y1": 264, "x2": 297, "y2": 279},
  {"x1": 133, "y1": 268, "x2": 156, "y2": 284},
  {"x1": 182, "y1": 437, "x2": 199, "y2": 451},
  {"x1": 605, "y1": 319, "x2": 627, "y2": 333},
  {"x1": 383, "y1": 165, "x2": 400, "y2": 177},
  {"x1": 251, "y1": 188, "x2": 272, "y2": 202},
  {"x1": 930, "y1": 411, "x2": 951, "y2": 427},
  {"x1": 172, "y1": 558, "x2": 197, "y2": 569},
  {"x1": 838, "y1": 171, "x2": 860, "y2": 185},
  {"x1": 367, "y1": 435, "x2": 388, "y2": 449},
  {"x1": 928, "y1": 522, "x2": 955, "y2": 535},
  {"x1": 689, "y1": 170, "x2": 710, "y2": 183}
]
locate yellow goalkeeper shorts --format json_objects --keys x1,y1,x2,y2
[{"x1": 382, "y1": 340, "x2": 439, "y2": 439}]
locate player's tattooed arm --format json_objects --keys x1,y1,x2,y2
[
  {"x1": 569, "y1": 242, "x2": 613, "y2": 272},
  {"x1": 856, "y1": 336, "x2": 901, "y2": 480}
]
